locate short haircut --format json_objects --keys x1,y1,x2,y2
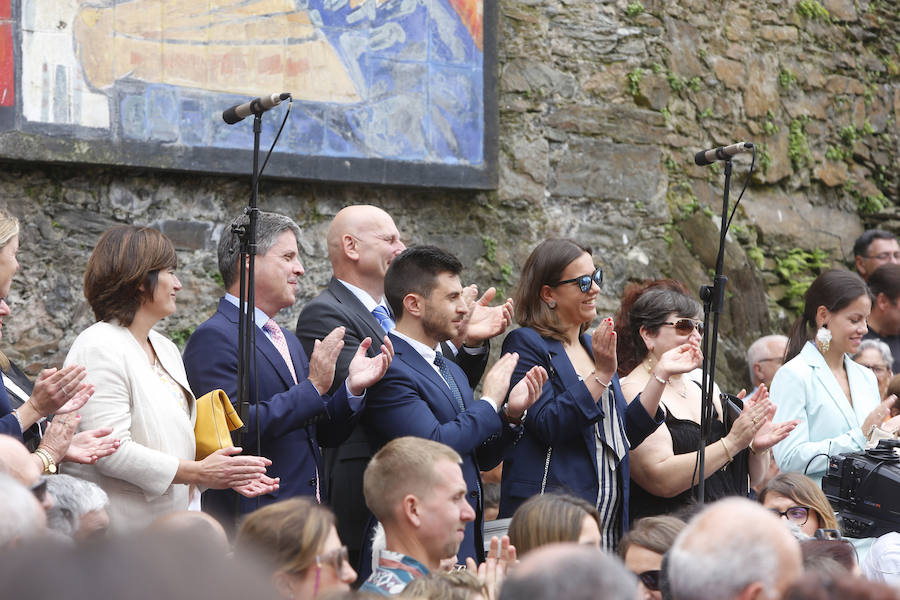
[
  {"x1": 83, "y1": 225, "x2": 177, "y2": 327},
  {"x1": 498, "y1": 544, "x2": 638, "y2": 600},
  {"x1": 217, "y1": 211, "x2": 302, "y2": 289},
  {"x1": 508, "y1": 493, "x2": 601, "y2": 556},
  {"x1": 667, "y1": 499, "x2": 787, "y2": 600},
  {"x1": 868, "y1": 263, "x2": 900, "y2": 302},
  {"x1": 746, "y1": 334, "x2": 789, "y2": 384},
  {"x1": 400, "y1": 570, "x2": 489, "y2": 599},
  {"x1": 383, "y1": 246, "x2": 462, "y2": 320},
  {"x1": 853, "y1": 229, "x2": 897, "y2": 258},
  {"x1": 0, "y1": 207, "x2": 19, "y2": 248},
  {"x1": 363, "y1": 437, "x2": 462, "y2": 524},
  {"x1": 45, "y1": 474, "x2": 109, "y2": 538},
  {"x1": 852, "y1": 339, "x2": 894, "y2": 370},
  {"x1": 235, "y1": 497, "x2": 335, "y2": 575},
  {"x1": 0, "y1": 472, "x2": 44, "y2": 548},
  {"x1": 513, "y1": 239, "x2": 594, "y2": 343},
  {"x1": 759, "y1": 472, "x2": 839, "y2": 531},
  {"x1": 618, "y1": 515, "x2": 685, "y2": 559}
]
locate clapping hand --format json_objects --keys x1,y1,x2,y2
[
  {"x1": 465, "y1": 535, "x2": 518, "y2": 600},
  {"x1": 307, "y1": 326, "x2": 346, "y2": 395},
  {"x1": 740, "y1": 385, "x2": 798, "y2": 452},
  {"x1": 591, "y1": 317, "x2": 617, "y2": 382},
  {"x1": 65, "y1": 425, "x2": 121, "y2": 464},
  {"x1": 656, "y1": 341, "x2": 703, "y2": 380},
  {"x1": 233, "y1": 475, "x2": 280, "y2": 498},
  {"x1": 455, "y1": 286, "x2": 514, "y2": 348},
  {"x1": 505, "y1": 365, "x2": 548, "y2": 422},
  {"x1": 346, "y1": 335, "x2": 394, "y2": 396}
]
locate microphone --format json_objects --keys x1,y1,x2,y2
[
  {"x1": 694, "y1": 142, "x2": 754, "y2": 166},
  {"x1": 222, "y1": 92, "x2": 291, "y2": 125}
]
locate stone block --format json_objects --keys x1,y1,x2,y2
[
  {"x1": 712, "y1": 57, "x2": 745, "y2": 90},
  {"x1": 743, "y1": 55, "x2": 780, "y2": 118},
  {"x1": 825, "y1": 75, "x2": 865, "y2": 95},
  {"x1": 823, "y1": 0, "x2": 857, "y2": 22},
  {"x1": 544, "y1": 105, "x2": 667, "y2": 144},
  {"x1": 743, "y1": 189, "x2": 862, "y2": 256},
  {"x1": 154, "y1": 219, "x2": 214, "y2": 251},
  {"x1": 759, "y1": 25, "x2": 798, "y2": 42},
  {"x1": 814, "y1": 161, "x2": 850, "y2": 187},
  {"x1": 636, "y1": 73, "x2": 671, "y2": 111},
  {"x1": 665, "y1": 18, "x2": 705, "y2": 78},
  {"x1": 552, "y1": 140, "x2": 662, "y2": 203}
]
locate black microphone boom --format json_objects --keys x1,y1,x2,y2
[
  {"x1": 694, "y1": 141, "x2": 754, "y2": 166},
  {"x1": 222, "y1": 92, "x2": 291, "y2": 125}
]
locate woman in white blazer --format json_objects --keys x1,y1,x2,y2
[
  {"x1": 64, "y1": 225, "x2": 276, "y2": 532},
  {"x1": 771, "y1": 269, "x2": 900, "y2": 483}
]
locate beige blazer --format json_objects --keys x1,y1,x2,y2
[{"x1": 63, "y1": 322, "x2": 197, "y2": 532}]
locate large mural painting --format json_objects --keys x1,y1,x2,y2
[{"x1": 0, "y1": 0, "x2": 497, "y2": 188}]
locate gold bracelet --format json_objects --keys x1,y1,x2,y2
[
  {"x1": 34, "y1": 448, "x2": 57, "y2": 474},
  {"x1": 720, "y1": 438, "x2": 733, "y2": 463}
]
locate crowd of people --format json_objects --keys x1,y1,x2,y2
[{"x1": 2, "y1": 204, "x2": 900, "y2": 600}]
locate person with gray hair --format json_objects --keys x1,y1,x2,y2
[
  {"x1": 183, "y1": 211, "x2": 393, "y2": 529},
  {"x1": 746, "y1": 335, "x2": 788, "y2": 391},
  {"x1": 0, "y1": 472, "x2": 46, "y2": 548},
  {"x1": 853, "y1": 338, "x2": 895, "y2": 401},
  {"x1": 45, "y1": 474, "x2": 109, "y2": 542},
  {"x1": 498, "y1": 543, "x2": 638, "y2": 600},
  {"x1": 666, "y1": 498, "x2": 803, "y2": 600}
]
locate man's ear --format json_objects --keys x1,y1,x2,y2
[
  {"x1": 403, "y1": 293, "x2": 424, "y2": 319},
  {"x1": 342, "y1": 234, "x2": 360, "y2": 261},
  {"x1": 735, "y1": 581, "x2": 767, "y2": 600},
  {"x1": 752, "y1": 362, "x2": 764, "y2": 385},
  {"x1": 402, "y1": 494, "x2": 422, "y2": 528},
  {"x1": 856, "y1": 255, "x2": 867, "y2": 278},
  {"x1": 876, "y1": 291, "x2": 891, "y2": 311}
]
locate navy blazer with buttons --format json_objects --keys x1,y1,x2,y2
[
  {"x1": 498, "y1": 327, "x2": 664, "y2": 531},
  {"x1": 183, "y1": 298, "x2": 360, "y2": 525},
  {"x1": 363, "y1": 332, "x2": 517, "y2": 564},
  {"x1": 0, "y1": 384, "x2": 23, "y2": 441}
]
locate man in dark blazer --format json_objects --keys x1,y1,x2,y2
[
  {"x1": 183, "y1": 211, "x2": 391, "y2": 528},
  {"x1": 362, "y1": 245, "x2": 546, "y2": 566},
  {"x1": 295, "y1": 205, "x2": 511, "y2": 571}
]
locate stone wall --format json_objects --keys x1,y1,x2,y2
[{"x1": 1, "y1": 0, "x2": 898, "y2": 392}]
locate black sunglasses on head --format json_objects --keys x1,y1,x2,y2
[
  {"x1": 550, "y1": 267, "x2": 603, "y2": 293},
  {"x1": 638, "y1": 570, "x2": 661, "y2": 591}
]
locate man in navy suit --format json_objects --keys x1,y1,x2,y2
[
  {"x1": 295, "y1": 205, "x2": 512, "y2": 572},
  {"x1": 183, "y1": 211, "x2": 392, "y2": 527},
  {"x1": 363, "y1": 245, "x2": 546, "y2": 565}
]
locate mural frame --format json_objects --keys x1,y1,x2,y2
[{"x1": 0, "y1": 1, "x2": 498, "y2": 190}]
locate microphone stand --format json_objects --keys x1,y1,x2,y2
[{"x1": 696, "y1": 159, "x2": 733, "y2": 503}]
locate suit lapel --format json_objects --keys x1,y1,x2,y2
[
  {"x1": 390, "y1": 334, "x2": 461, "y2": 415},
  {"x1": 329, "y1": 278, "x2": 388, "y2": 346},
  {"x1": 218, "y1": 298, "x2": 297, "y2": 389},
  {"x1": 803, "y1": 343, "x2": 859, "y2": 430}
]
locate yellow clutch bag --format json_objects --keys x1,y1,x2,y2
[{"x1": 194, "y1": 389, "x2": 244, "y2": 460}]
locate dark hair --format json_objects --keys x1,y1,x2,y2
[
  {"x1": 783, "y1": 573, "x2": 897, "y2": 600},
  {"x1": 217, "y1": 211, "x2": 302, "y2": 289},
  {"x1": 867, "y1": 264, "x2": 900, "y2": 303},
  {"x1": 384, "y1": 245, "x2": 462, "y2": 320},
  {"x1": 785, "y1": 269, "x2": 872, "y2": 362},
  {"x1": 513, "y1": 239, "x2": 593, "y2": 343},
  {"x1": 507, "y1": 493, "x2": 601, "y2": 556},
  {"x1": 84, "y1": 225, "x2": 177, "y2": 326},
  {"x1": 614, "y1": 279, "x2": 700, "y2": 376},
  {"x1": 853, "y1": 229, "x2": 897, "y2": 259},
  {"x1": 801, "y1": 539, "x2": 857, "y2": 574}
]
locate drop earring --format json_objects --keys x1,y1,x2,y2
[
  {"x1": 547, "y1": 300, "x2": 557, "y2": 309},
  {"x1": 815, "y1": 325, "x2": 831, "y2": 353}
]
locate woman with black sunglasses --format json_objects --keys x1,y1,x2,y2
[
  {"x1": 496, "y1": 240, "x2": 697, "y2": 550},
  {"x1": 616, "y1": 280, "x2": 796, "y2": 522}
]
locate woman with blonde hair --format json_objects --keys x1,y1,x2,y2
[
  {"x1": 507, "y1": 493, "x2": 602, "y2": 556},
  {"x1": 235, "y1": 497, "x2": 357, "y2": 599},
  {"x1": 758, "y1": 472, "x2": 839, "y2": 536}
]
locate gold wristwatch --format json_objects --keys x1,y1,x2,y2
[{"x1": 34, "y1": 448, "x2": 57, "y2": 474}]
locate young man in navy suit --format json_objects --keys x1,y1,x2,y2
[
  {"x1": 295, "y1": 205, "x2": 513, "y2": 573},
  {"x1": 363, "y1": 245, "x2": 547, "y2": 566},
  {"x1": 183, "y1": 211, "x2": 392, "y2": 528}
]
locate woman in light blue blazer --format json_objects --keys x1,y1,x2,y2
[{"x1": 771, "y1": 269, "x2": 899, "y2": 482}]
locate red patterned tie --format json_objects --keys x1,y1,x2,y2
[{"x1": 263, "y1": 319, "x2": 298, "y2": 384}]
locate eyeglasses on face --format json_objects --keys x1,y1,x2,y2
[
  {"x1": 859, "y1": 363, "x2": 890, "y2": 376},
  {"x1": 550, "y1": 267, "x2": 603, "y2": 293},
  {"x1": 660, "y1": 318, "x2": 704, "y2": 336},
  {"x1": 638, "y1": 570, "x2": 660, "y2": 591},
  {"x1": 316, "y1": 545, "x2": 349, "y2": 573},
  {"x1": 769, "y1": 505, "x2": 810, "y2": 525},
  {"x1": 866, "y1": 251, "x2": 900, "y2": 261}
]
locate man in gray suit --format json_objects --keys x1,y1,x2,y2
[{"x1": 296, "y1": 204, "x2": 511, "y2": 574}]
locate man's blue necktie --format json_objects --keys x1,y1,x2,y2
[
  {"x1": 371, "y1": 305, "x2": 395, "y2": 333},
  {"x1": 434, "y1": 352, "x2": 466, "y2": 413}
]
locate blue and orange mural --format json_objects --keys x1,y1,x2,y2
[{"x1": 0, "y1": 0, "x2": 494, "y2": 187}]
